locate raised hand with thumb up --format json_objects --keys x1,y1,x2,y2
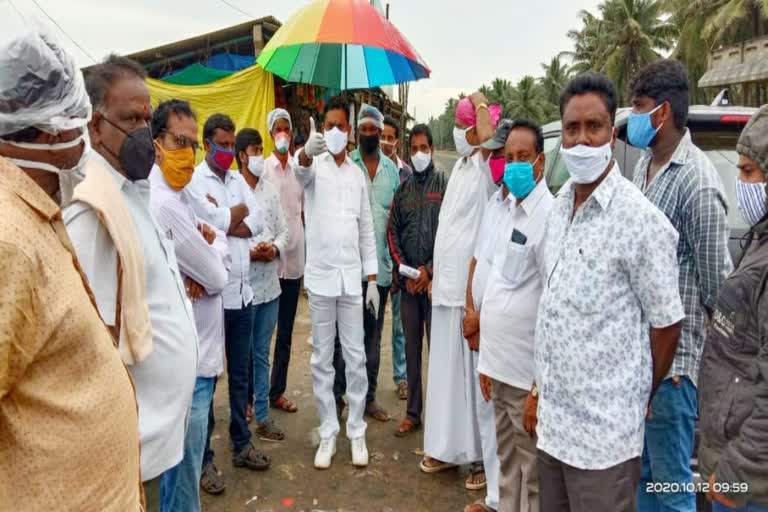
[{"x1": 304, "y1": 117, "x2": 327, "y2": 158}]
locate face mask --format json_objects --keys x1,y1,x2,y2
[
  {"x1": 100, "y1": 115, "x2": 155, "y2": 181},
  {"x1": 156, "y1": 142, "x2": 195, "y2": 191},
  {"x1": 206, "y1": 139, "x2": 235, "y2": 171},
  {"x1": 274, "y1": 133, "x2": 290, "y2": 154},
  {"x1": 359, "y1": 133, "x2": 380, "y2": 155},
  {"x1": 489, "y1": 156, "x2": 505, "y2": 184},
  {"x1": 381, "y1": 140, "x2": 397, "y2": 157},
  {"x1": 411, "y1": 151, "x2": 432, "y2": 173},
  {"x1": 248, "y1": 155, "x2": 265, "y2": 178},
  {"x1": 560, "y1": 142, "x2": 613, "y2": 184},
  {"x1": 453, "y1": 126, "x2": 476, "y2": 158},
  {"x1": 325, "y1": 127, "x2": 348, "y2": 155},
  {"x1": 5, "y1": 132, "x2": 90, "y2": 205},
  {"x1": 627, "y1": 104, "x2": 664, "y2": 149},
  {"x1": 736, "y1": 178, "x2": 767, "y2": 226},
  {"x1": 503, "y1": 155, "x2": 541, "y2": 200}
]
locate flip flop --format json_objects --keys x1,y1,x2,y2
[
  {"x1": 465, "y1": 463, "x2": 487, "y2": 490},
  {"x1": 397, "y1": 381, "x2": 408, "y2": 400},
  {"x1": 419, "y1": 456, "x2": 457, "y2": 474},
  {"x1": 271, "y1": 395, "x2": 298, "y2": 413},
  {"x1": 365, "y1": 402, "x2": 390, "y2": 422},
  {"x1": 395, "y1": 418, "x2": 421, "y2": 437}
]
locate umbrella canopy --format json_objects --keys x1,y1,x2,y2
[{"x1": 256, "y1": 0, "x2": 430, "y2": 90}]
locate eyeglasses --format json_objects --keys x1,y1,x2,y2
[{"x1": 161, "y1": 129, "x2": 200, "y2": 152}]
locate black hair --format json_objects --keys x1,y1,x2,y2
[
  {"x1": 560, "y1": 72, "x2": 618, "y2": 123},
  {"x1": 203, "y1": 113, "x2": 235, "y2": 143},
  {"x1": 85, "y1": 54, "x2": 147, "y2": 111},
  {"x1": 1, "y1": 126, "x2": 42, "y2": 142},
  {"x1": 508, "y1": 120, "x2": 544, "y2": 154},
  {"x1": 151, "y1": 99, "x2": 196, "y2": 139},
  {"x1": 293, "y1": 133, "x2": 307, "y2": 147},
  {"x1": 630, "y1": 59, "x2": 690, "y2": 131},
  {"x1": 409, "y1": 124, "x2": 433, "y2": 147},
  {"x1": 323, "y1": 96, "x2": 350, "y2": 123},
  {"x1": 383, "y1": 115, "x2": 400, "y2": 139},
  {"x1": 234, "y1": 128, "x2": 262, "y2": 170}
]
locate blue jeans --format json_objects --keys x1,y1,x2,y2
[
  {"x1": 713, "y1": 503, "x2": 768, "y2": 512},
  {"x1": 251, "y1": 298, "x2": 279, "y2": 423},
  {"x1": 391, "y1": 291, "x2": 407, "y2": 384},
  {"x1": 225, "y1": 304, "x2": 254, "y2": 453},
  {"x1": 160, "y1": 377, "x2": 215, "y2": 512},
  {"x1": 637, "y1": 376, "x2": 698, "y2": 512}
]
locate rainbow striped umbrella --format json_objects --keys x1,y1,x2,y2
[{"x1": 256, "y1": 0, "x2": 430, "y2": 90}]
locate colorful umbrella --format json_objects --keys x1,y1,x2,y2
[{"x1": 256, "y1": 0, "x2": 430, "y2": 90}]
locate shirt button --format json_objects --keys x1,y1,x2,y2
[{"x1": 735, "y1": 377, "x2": 740, "y2": 383}]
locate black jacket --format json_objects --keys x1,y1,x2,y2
[
  {"x1": 387, "y1": 162, "x2": 448, "y2": 290},
  {"x1": 698, "y1": 216, "x2": 768, "y2": 507}
]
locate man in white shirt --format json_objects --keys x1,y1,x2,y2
[
  {"x1": 235, "y1": 127, "x2": 289, "y2": 442},
  {"x1": 469, "y1": 121, "x2": 555, "y2": 512},
  {"x1": 148, "y1": 99, "x2": 230, "y2": 512},
  {"x1": 187, "y1": 113, "x2": 270, "y2": 475},
  {"x1": 535, "y1": 73, "x2": 684, "y2": 512},
  {"x1": 422, "y1": 91, "x2": 498, "y2": 483},
  {"x1": 296, "y1": 97, "x2": 378, "y2": 469},
  {"x1": 63, "y1": 56, "x2": 198, "y2": 510},
  {"x1": 263, "y1": 108, "x2": 305, "y2": 415}
]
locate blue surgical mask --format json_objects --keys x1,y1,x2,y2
[
  {"x1": 503, "y1": 155, "x2": 540, "y2": 200},
  {"x1": 628, "y1": 103, "x2": 664, "y2": 149},
  {"x1": 736, "y1": 178, "x2": 767, "y2": 226}
]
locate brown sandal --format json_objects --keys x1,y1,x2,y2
[
  {"x1": 270, "y1": 395, "x2": 298, "y2": 413},
  {"x1": 395, "y1": 417, "x2": 421, "y2": 437},
  {"x1": 365, "y1": 402, "x2": 390, "y2": 422},
  {"x1": 464, "y1": 499, "x2": 496, "y2": 512},
  {"x1": 397, "y1": 381, "x2": 408, "y2": 400}
]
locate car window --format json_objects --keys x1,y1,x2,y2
[{"x1": 543, "y1": 135, "x2": 570, "y2": 193}]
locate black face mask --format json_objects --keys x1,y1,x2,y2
[
  {"x1": 100, "y1": 115, "x2": 156, "y2": 181},
  {"x1": 359, "y1": 134, "x2": 380, "y2": 155}
]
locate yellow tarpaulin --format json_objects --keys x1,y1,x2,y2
[{"x1": 147, "y1": 64, "x2": 275, "y2": 164}]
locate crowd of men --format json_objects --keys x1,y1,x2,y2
[{"x1": 1, "y1": 29, "x2": 767, "y2": 512}]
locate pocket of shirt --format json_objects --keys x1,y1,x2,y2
[
  {"x1": 343, "y1": 183, "x2": 361, "y2": 218},
  {"x1": 501, "y1": 242, "x2": 532, "y2": 288}
]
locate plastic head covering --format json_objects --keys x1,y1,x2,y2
[
  {"x1": 267, "y1": 108, "x2": 292, "y2": 133},
  {"x1": 455, "y1": 98, "x2": 501, "y2": 130},
  {"x1": 358, "y1": 103, "x2": 384, "y2": 129},
  {"x1": 0, "y1": 29, "x2": 91, "y2": 137}
]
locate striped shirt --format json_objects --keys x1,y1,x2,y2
[{"x1": 632, "y1": 129, "x2": 733, "y2": 385}]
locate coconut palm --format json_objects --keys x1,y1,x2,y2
[
  {"x1": 561, "y1": 10, "x2": 608, "y2": 74},
  {"x1": 540, "y1": 56, "x2": 571, "y2": 114},
  {"x1": 507, "y1": 76, "x2": 549, "y2": 123},
  {"x1": 599, "y1": 0, "x2": 677, "y2": 101},
  {"x1": 703, "y1": 0, "x2": 768, "y2": 41}
]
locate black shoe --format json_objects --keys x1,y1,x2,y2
[{"x1": 232, "y1": 443, "x2": 271, "y2": 471}]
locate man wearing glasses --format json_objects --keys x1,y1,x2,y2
[{"x1": 147, "y1": 99, "x2": 232, "y2": 512}]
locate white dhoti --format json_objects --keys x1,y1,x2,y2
[
  {"x1": 475, "y1": 357, "x2": 500, "y2": 510},
  {"x1": 423, "y1": 305, "x2": 482, "y2": 464},
  {"x1": 308, "y1": 291, "x2": 368, "y2": 440}
]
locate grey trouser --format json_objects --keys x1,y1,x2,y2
[
  {"x1": 492, "y1": 379, "x2": 539, "y2": 512},
  {"x1": 538, "y1": 449, "x2": 641, "y2": 512}
]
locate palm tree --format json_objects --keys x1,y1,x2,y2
[
  {"x1": 540, "y1": 57, "x2": 570, "y2": 113},
  {"x1": 703, "y1": 0, "x2": 768, "y2": 41},
  {"x1": 561, "y1": 10, "x2": 608, "y2": 74},
  {"x1": 507, "y1": 76, "x2": 548, "y2": 123},
  {"x1": 599, "y1": 0, "x2": 677, "y2": 101}
]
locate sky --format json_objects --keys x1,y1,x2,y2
[{"x1": 1, "y1": 0, "x2": 603, "y2": 122}]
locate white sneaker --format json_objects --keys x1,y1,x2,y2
[
  {"x1": 351, "y1": 436, "x2": 369, "y2": 467},
  {"x1": 314, "y1": 436, "x2": 336, "y2": 469}
]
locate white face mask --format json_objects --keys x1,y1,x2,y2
[
  {"x1": 4, "y1": 132, "x2": 90, "y2": 205},
  {"x1": 736, "y1": 178, "x2": 767, "y2": 226},
  {"x1": 247, "y1": 155, "x2": 265, "y2": 178},
  {"x1": 324, "y1": 127, "x2": 348, "y2": 156},
  {"x1": 412, "y1": 151, "x2": 432, "y2": 173},
  {"x1": 453, "y1": 126, "x2": 476, "y2": 158},
  {"x1": 381, "y1": 140, "x2": 397, "y2": 157},
  {"x1": 559, "y1": 142, "x2": 613, "y2": 184},
  {"x1": 274, "y1": 133, "x2": 290, "y2": 154}
]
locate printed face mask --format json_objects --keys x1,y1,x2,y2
[{"x1": 736, "y1": 178, "x2": 767, "y2": 226}]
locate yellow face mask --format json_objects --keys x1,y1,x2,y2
[{"x1": 155, "y1": 141, "x2": 195, "y2": 190}]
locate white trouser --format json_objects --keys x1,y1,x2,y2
[
  {"x1": 474, "y1": 357, "x2": 501, "y2": 510},
  {"x1": 309, "y1": 291, "x2": 368, "y2": 440}
]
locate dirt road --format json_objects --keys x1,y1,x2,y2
[{"x1": 202, "y1": 292, "x2": 477, "y2": 512}]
